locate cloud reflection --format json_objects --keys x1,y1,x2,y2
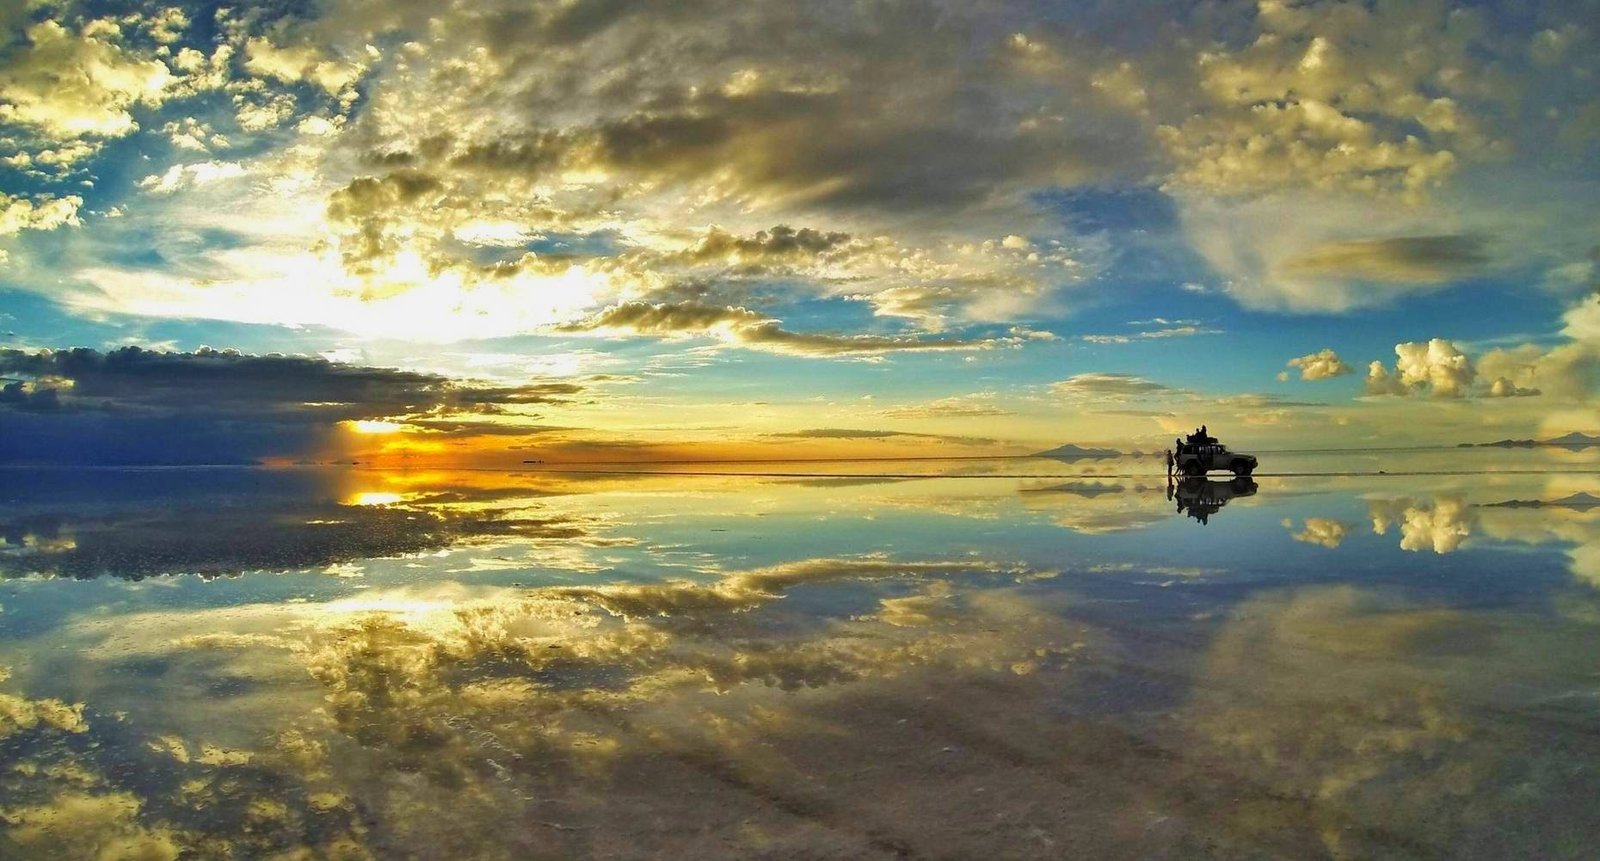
[
  {"x1": 2, "y1": 553, "x2": 1084, "y2": 858},
  {"x1": 0, "y1": 468, "x2": 617, "y2": 579},
  {"x1": 4, "y1": 464, "x2": 1600, "y2": 857}
]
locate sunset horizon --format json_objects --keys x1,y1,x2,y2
[
  {"x1": 2, "y1": 0, "x2": 1597, "y2": 466},
  {"x1": 3, "y1": 2, "x2": 1600, "y2": 859}
]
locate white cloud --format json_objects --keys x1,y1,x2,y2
[
  {"x1": 144, "y1": 7, "x2": 190, "y2": 45},
  {"x1": 1158, "y1": 1, "x2": 1506, "y2": 199},
  {"x1": 1370, "y1": 496, "x2": 1475, "y2": 553},
  {"x1": 1082, "y1": 325, "x2": 1219, "y2": 344},
  {"x1": 1366, "y1": 339, "x2": 1475, "y2": 398},
  {"x1": 137, "y1": 161, "x2": 248, "y2": 195},
  {"x1": 0, "y1": 19, "x2": 174, "y2": 140},
  {"x1": 1288, "y1": 517, "x2": 1352, "y2": 548},
  {"x1": 243, "y1": 37, "x2": 365, "y2": 96},
  {"x1": 0, "y1": 194, "x2": 83, "y2": 237},
  {"x1": 1367, "y1": 310, "x2": 1599, "y2": 402},
  {"x1": 1052, "y1": 373, "x2": 1175, "y2": 400},
  {"x1": 1478, "y1": 342, "x2": 1597, "y2": 401},
  {"x1": 1285, "y1": 348, "x2": 1353, "y2": 381},
  {"x1": 1562, "y1": 293, "x2": 1600, "y2": 344}
]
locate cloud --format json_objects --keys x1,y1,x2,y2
[
  {"x1": 1157, "y1": 2, "x2": 1509, "y2": 199},
  {"x1": 1019, "y1": 482, "x2": 1170, "y2": 534},
  {"x1": 242, "y1": 37, "x2": 365, "y2": 96},
  {"x1": 557, "y1": 302, "x2": 1016, "y2": 357},
  {"x1": 1365, "y1": 339, "x2": 1475, "y2": 398},
  {"x1": 1487, "y1": 376, "x2": 1542, "y2": 398},
  {"x1": 0, "y1": 346, "x2": 578, "y2": 419},
  {"x1": 764, "y1": 428, "x2": 997, "y2": 446},
  {"x1": 1184, "y1": 583, "x2": 1600, "y2": 859},
  {"x1": 1366, "y1": 324, "x2": 1598, "y2": 401},
  {"x1": 1562, "y1": 292, "x2": 1600, "y2": 344},
  {"x1": 1395, "y1": 339, "x2": 1475, "y2": 397},
  {"x1": 1477, "y1": 498, "x2": 1600, "y2": 590},
  {"x1": 1281, "y1": 235, "x2": 1490, "y2": 284},
  {"x1": 144, "y1": 7, "x2": 190, "y2": 45},
  {"x1": 1051, "y1": 372, "x2": 1175, "y2": 400},
  {"x1": 879, "y1": 394, "x2": 1010, "y2": 419},
  {"x1": 768, "y1": 428, "x2": 924, "y2": 440},
  {"x1": 1287, "y1": 517, "x2": 1352, "y2": 548},
  {"x1": 1080, "y1": 325, "x2": 1220, "y2": 344},
  {"x1": 1177, "y1": 197, "x2": 1503, "y2": 313},
  {"x1": 0, "y1": 19, "x2": 174, "y2": 141},
  {"x1": 0, "y1": 472, "x2": 611, "y2": 579},
  {"x1": 1478, "y1": 342, "x2": 1596, "y2": 401},
  {"x1": 1369, "y1": 496, "x2": 1475, "y2": 553},
  {"x1": 670, "y1": 225, "x2": 859, "y2": 268},
  {"x1": 0, "y1": 193, "x2": 82, "y2": 237},
  {"x1": 95, "y1": 0, "x2": 1137, "y2": 337},
  {"x1": 137, "y1": 161, "x2": 248, "y2": 195},
  {"x1": 554, "y1": 556, "x2": 1034, "y2": 619},
  {"x1": 1283, "y1": 348, "x2": 1353, "y2": 381},
  {"x1": 0, "y1": 545, "x2": 1085, "y2": 857},
  {"x1": 395, "y1": 21, "x2": 1135, "y2": 214},
  {"x1": 0, "y1": 347, "x2": 581, "y2": 463}
]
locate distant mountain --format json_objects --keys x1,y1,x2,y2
[
  {"x1": 1035, "y1": 444, "x2": 1123, "y2": 460},
  {"x1": 1483, "y1": 492, "x2": 1600, "y2": 510},
  {"x1": 1470, "y1": 431, "x2": 1600, "y2": 448}
]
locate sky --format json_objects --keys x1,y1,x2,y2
[{"x1": 0, "y1": 0, "x2": 1597, "y2": 465}]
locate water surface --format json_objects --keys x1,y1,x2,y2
[{"x1": 2, "y1": 449, "x2": 1598, "y2": 858}]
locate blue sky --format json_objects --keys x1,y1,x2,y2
[{"x1": 2, "y1": 0, "x2": 1598, "y2": 463}]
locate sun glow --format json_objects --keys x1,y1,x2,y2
[
  {"x1": 346, "y1": 491, "x2": 404, "y2": 506},
  {"x1": 348, "y1": 420, "x2": 404, "y2": 434}
]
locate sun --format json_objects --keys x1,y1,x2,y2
[
  {"x1": 345, "y1": 491, "x2": 404, "y2": 506},
  {"x1": 346, "y1": 420, "x2": 405, "y2": 435}
]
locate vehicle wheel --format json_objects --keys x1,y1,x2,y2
[
  {"x1": 1183, "y1": 461, "x2": 1204, "y2": 477},
  {"x1": 1232, "y1": 460, "x2": 1253, "y2": 476}
]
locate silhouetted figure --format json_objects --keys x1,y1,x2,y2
[{"x1": 1166, "y1": 448, "x2": 1175, "y2": 478}]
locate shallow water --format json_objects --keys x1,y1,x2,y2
[{"x1": 2, "y1": 449, "x2": 1599, "y2": 859}]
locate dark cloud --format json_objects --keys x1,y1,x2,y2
[
  {"x1": 558, "y1": 301, "x2": 1016, "y2": 356},
  {"x1": 1282, "y1": 235, "x2": 1491, "y2": 284},
  {"x1": 0, "y1": 379, "x2": 60, "y2": 410},
  {"x1": 0, "y1": 347, "x2": 580, "y2": 463},
  {"x1": 400, "y1": 418, "x2": 570, "y2": 437},
  {"x1": 0, "y1": 468, "x2": 605, "y2": 580},
  {"x1": 385, "y1": 15, "x2": 1146, "y2": 213},
  {"x1": 0, "y1": 347, "x2": 578, "y2": 419},
  {"x1": 558, "y1": 301, "x2": 767, "y2": 334},
  {"x1": 671, "y1": 224, "x2": 857, "y2": 268},
  {"x1": 324, "y1": 170, "x2": 448, "y2": 269}
]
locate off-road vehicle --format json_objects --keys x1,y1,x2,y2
[{"x1": 1173, "y1": 431, "x2": 1257, "y2": 477}]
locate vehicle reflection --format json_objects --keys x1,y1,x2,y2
[{"x1": 1167, "y1": 476, "x2": 1258, "y2": 525}]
